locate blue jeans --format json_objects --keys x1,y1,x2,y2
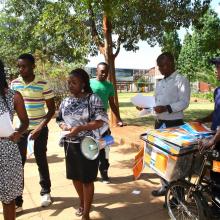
[{"x1": 15, "y1": 126, "x2": 51, "y2": 206}]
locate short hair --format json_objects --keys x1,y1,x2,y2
[
  {"x1": 18, "y1": 53, "x2": 35, "y2": 64},
  {"x1": 69, "y1": 68, "x2": 93, "y2": 93},
  {"x1": 157, "y1": 52, "x2": 175, "y2": 64},
  {"x1": 97, "y1": 62, "x2": 109, "y2": 68}
]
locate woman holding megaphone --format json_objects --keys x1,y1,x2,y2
[{"x1": 56, "y1": 68, "x2": 108, "y2": 220}]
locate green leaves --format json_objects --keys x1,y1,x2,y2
[{"x1": 178, "y1": 9, "x2": 220, "y2": 84}]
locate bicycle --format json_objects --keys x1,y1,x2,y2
[{"x1": 165, "y1": 149, "x2": 220, "y2": 220}]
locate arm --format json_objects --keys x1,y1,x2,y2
[
  {"x1": 199, "y1": 128, "x2": 220, "y2": 152},
  {"x1": 169, "y1": 77, "x2": 191, "y2": 113},
  {"x1": 109, "y1": 96, "x2": 123, "y2": 125},
  {"x1": 10, "y1": 91, "x2": 29, "y2": 142},
  {"x1": 30, "y1": 98, "x2": 55, "y2": 140},
  {"x1": 154, "y1": 77, "x2": 190, "y2": 114},
  {"x1": 56, "y1": 103, "x2": 70, "y2": 131}
]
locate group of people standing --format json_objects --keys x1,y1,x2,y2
[
  {"x1": 0, "y1": 51, "x2": 220, "y2": 220},
  {"x1": 0, "y1": 54, "x2": 123, "y2": 220}
]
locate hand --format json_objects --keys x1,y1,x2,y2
[
  {"x1": 60, "y1": 123, "x2": 71, "y2": 131},
  {"x1": 9, "y1": 131, "x2": 23, "y2": 143},
  {"x1": 117, "y1": 121, "x2": 127, "y2": 127},
  {"x1": 136, "y1": 106, "x2": 143, "y2": 111},
  {"x1": 154, "y1": 106, "x2": 167, "y2": 113},
  {"x1": 65, "y1": 126, "x2": 81, "y2": 138},
  {"x1": 198, "y1": 138, "x2": 215, "y2": 153},
  {"x1": 29, "y1": 127, "x2": 42, "y2": 140}
]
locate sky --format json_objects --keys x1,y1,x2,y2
[{"x1": 86, "y1": 0, "x2": 220, "y2": 70}]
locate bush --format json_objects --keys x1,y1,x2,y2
[{"x1": 192, "y1": 92, "x2": 213, "y2": 102}]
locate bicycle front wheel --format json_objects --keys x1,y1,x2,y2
[{"x1": 165, "y1": 181, "x2": 206, "y2": 220}]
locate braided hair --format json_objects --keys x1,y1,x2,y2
[{"x1": 69, "y1": 68, "x2": 93, "y2": 93}]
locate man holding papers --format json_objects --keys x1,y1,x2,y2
[
  {"x1": 11, "y1": 54, "x2": 55, "y2": 211},
  {"x1": 151, "y1": 52, "x2": 191, "y2": 198}
]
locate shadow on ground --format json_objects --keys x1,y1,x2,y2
[{"x1": 26, "y1": 154, "x2": 64, "y2": 164}]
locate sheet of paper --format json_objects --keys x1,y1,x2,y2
[
  {"x1": 139, "y1": 108, "x2": 155, "y2": 116},
  {"x1": 60, "y1": 130, "x2": 70, "y2": 137},
  {"x1": 27, "y1": 134, "x2": 34, "y2": 159},
  {"x1": 0, "y1": 111, "x2": 14, "y2": 137},
  {"x1": 131, "y1": 93, "x2": 155, "y2": 108}
]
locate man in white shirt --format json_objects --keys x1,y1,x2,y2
[{"x1": 152, "y1": 52, "x2": 191, "y2": 197}]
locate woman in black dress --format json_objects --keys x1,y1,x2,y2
[{"x1": 57, "y1": 68, "x2": 108, "y2": 220}]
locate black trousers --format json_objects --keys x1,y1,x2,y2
[
  {"x1": 155, "y1": 119, "x2": 184, "y2": 189},
  {"x1": 99, "y1": 148, "x2": 110, "y2": 175},
  {"x1": 98, "y1": 129, "x2": 111, "y2": 175},
  {"x1": 15, "y1": 126, "x2": 51, "y2": 206}
]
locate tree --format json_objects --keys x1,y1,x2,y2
[
  {"x1": 69, "y1": 0, "x2": 210, "y2": 125},
  {"x1": 160, "y1": 30, "x2": 182, "y2": 61},
  {"x1": 2, "y1": 0, "x2": 211, "y2": 125},
  {"x1": 0, "y1": 1, "x2": 89, "y2": 76},
  {"x1": 178, "y1": 9, "x2": 220, "y2": 85}
]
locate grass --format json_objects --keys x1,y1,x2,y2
[{"x1": 117, "y1": 92, "x2": 214, "y2": 128}]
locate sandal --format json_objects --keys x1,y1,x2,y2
[{"x1": 75, "y1": 207, "x2": 83, "y2": 217}]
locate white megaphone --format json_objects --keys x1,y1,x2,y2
[{"x1": 80, "y1": 135, "x2": 114, "y2": 160}]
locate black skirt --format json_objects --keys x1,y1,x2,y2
[{"x1": 64, "y1": 142, "x2": 99, "y2": 183}]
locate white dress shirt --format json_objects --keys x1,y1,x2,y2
[{"x1": 155, "y1": 71, "x2": 190, "y2": 120}]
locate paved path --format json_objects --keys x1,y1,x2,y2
[{"x1": 0, "y1": 119, "x2": 169, "y2": 220}]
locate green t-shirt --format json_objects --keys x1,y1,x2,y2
[{"x1": 90, "y1": 78, "x2": 115, "y2": 111}]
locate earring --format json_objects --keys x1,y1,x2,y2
[{"x1": 81, "y1": 88, "x2": 84, "y2": 93}]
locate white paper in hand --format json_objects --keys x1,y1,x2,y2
[
  {"x1": 60, "y1": 131, "x2": 70, "y2": 138},
  {"x1": 131, "y1": 93, "x2": 155, "y2": 108},
  {"x1": 27, "y1": 134, "x2": 34, "y2": 159},
  {"x1": 139, "y1": 108, "x2": 155, "y2": 116},
  {"x1": 0, "y1": 111, "x2": 14, "y2": 137}
]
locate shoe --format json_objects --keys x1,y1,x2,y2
[
  {"x1": 75, "y1": 207, "x2": 83, "y2": 217},
  {"x1": 151, "y1": 188, "x2": 166, "y2": 197},
  {"x1": 15, "y1": 205, "x2": 23, "y2": 213},
  {"x1": 101, "y1": 171, "x2": 110, "y2": 184},
  {"x1": 41, "y1": 193, "x2": 52, "y2": 207},
  {"x1": 102, "y1": 178, "x2": 110, "y2": 184}
]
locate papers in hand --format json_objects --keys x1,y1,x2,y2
[
  {"x1": 139, "y1": 108, "x2": 155, "y2": 116},
  {"x1": 60, "y1": 131, "x2": 70, "y2": 138},
  {"x1": 0, "y1": 111, "x2": 14, "y2": 137},
  {"x1": 131, "y1": 93, "x2": 155, "y2": 108},
  {"x1": 131, "y1": 93, "x2": 155, "y2": 116},
  {"x1": 27, "y1": 134, "x2": 34, "y2": 159}
]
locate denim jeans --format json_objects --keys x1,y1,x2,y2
[{"x1": 15, "y1": 126, "x2": 51, "y2": 206}]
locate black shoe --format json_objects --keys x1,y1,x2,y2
[
  {"x1": 101, "y1": 171, "x2": 110, "y2": 184},
  {"x1": 151, "y1": 188, "x2": 166, "y2": 197}
]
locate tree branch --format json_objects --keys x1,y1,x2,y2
[
  {"x1": 113, "y1": 35, "x2": 122, "y2": 58},
  {"x1": 88, "y1": 2, "x2": 105, "y2": 54}
]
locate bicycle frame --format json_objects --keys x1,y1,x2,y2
[{"x1": 185, "y1": 150, "x2": 220, "y2": 217}]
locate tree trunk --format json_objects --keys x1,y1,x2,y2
[{"x1": 103, "y1": 14, "x2": 119, "y2": 127}]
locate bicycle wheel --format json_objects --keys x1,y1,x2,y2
[{"x1": 165, "y1": 181, "x2": 206, "y2": 220}]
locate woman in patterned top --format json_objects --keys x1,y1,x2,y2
[
  {"x1": 0, "y1": 59, "x2": 28, "y2": 220},
  {"x1": 57, "y1": 68, "x2": 108, "y2": 220}
]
